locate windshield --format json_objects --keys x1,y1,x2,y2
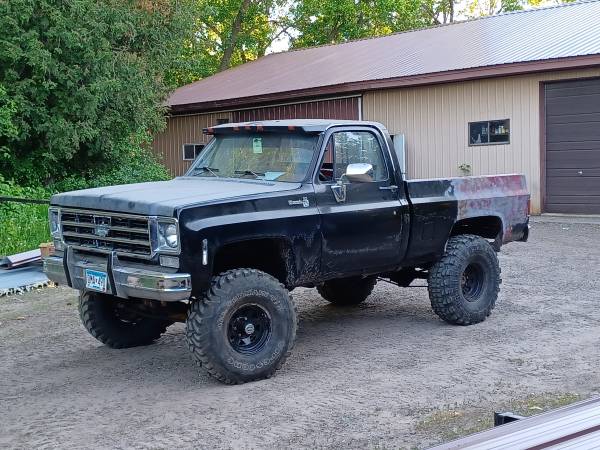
[{"x1": 186, "y1": 132, "x2": 318, "y2": 182}]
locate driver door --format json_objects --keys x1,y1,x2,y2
[{"x1": 314, "y1": 128, "x2": 405, "y2": 276}]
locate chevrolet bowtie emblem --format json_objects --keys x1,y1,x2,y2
[{"x1": 94, "y1": 224, "x2": 110, "y2": 237}]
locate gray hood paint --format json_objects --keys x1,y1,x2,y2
[{"x1": 50, "y1": 177, "x2": 301, "y2": 216}]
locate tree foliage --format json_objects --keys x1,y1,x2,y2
[
  {"x1": 464, "y1": 0, "x2": 546, "y2": 17},
  {"x1": 0, "y1": 0, "x2": 193, "y2": 186},
  {"x1": 169, "y1": 0, "x2": 288, "y2": 85},
  {"x1": 288, "y1": 0, "x2": 428, "y2": 47}
]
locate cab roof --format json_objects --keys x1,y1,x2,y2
[{"x1": 204, "y1": 119, "x2": 386, "y2": 135}]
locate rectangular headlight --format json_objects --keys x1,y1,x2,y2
[
  {"x1": 49, "y1": 207, "x2": 61, "y2": 238},
  {"x1": 153, "y1": 219, "x2": 180, "y2": 254}
]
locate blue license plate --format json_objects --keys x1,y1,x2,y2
[{"x1": 85, "y1": 269, "x2": 108, "y2": 292}]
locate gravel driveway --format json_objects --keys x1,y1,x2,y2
[{"x1": 1, "y1": 218, "x2": 599, "y2": 449}]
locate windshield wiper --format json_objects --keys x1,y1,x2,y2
[
  {"x1": 234, "y1": 169, "x2": 265, "y2": 178},
  {"x1": 192, "y1": 166, "x2": 220, "y2": 177}
]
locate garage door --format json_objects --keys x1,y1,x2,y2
[{"x1": 545, "y1": 79, "x2": 600, "y2": 214}]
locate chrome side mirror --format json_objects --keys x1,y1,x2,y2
[
  {"x1": 345, "y1": 163, "x2": 374, "y2": 183},
  {"x1": 330, "y1": 163, "x2": 375, "y2": 203}
]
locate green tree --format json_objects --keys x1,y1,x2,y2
[
  {"x1": 289, "y1": 0, "x2": 568, "y2": 46},
  {"x1": 287, "y1": 0, "x2": 428, "y2": 48},
  {"x1": 169, "y1": 0, "x2": 287, "y2": 86},
  {"x1": 0, "y1": 84, "x2": 18, "y2": 162},
  {"x1": 0, "y1": 0, "x2": 193, "y2": 186},
  {"x1": 464, "y1": 0, "x2": 527, "y2": 16},
  {"x1": 420, "y1": 0, "x2": 456, "y2": 24}
]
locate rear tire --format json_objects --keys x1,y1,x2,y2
[
  {"x1": 428, "y1": 234, "x2": 501, "y2": 325},
  {"x1": 317, "y1": 276, "x2": 377, "y2": 306},
  {"x1": 78, "y1": 291, "x2": 170, "y2": 348},
  {"x1": 186, "y1": 269, "x2": 297, "y2": 384}
]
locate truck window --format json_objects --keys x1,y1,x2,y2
[
  {"x1": 187, "y1": 132, "x2": 318, "y2": 182},
  {"x1": 318, "y1": 131, "x2": 388, "y2": 182}
]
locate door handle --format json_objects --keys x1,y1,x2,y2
[{"x1": 379, "y1": 185, "x2": 398, "y2": 191}]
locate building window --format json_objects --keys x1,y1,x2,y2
[
  {"x1": 216, "y1": 118, "x2": 229, "y2": 125},
  {"x1": 183, "y1": 144, "x2": 205, "y2": 160},
  {"x1": 469, "y1": 119, "x2": 510, "y2": 146}
]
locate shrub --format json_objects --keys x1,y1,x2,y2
[
  {"x1": 0, "y1": 176, "x2": 51, "y2": 256},
  {"x1": 0, "y1": 0, "x2": 194, "y2": 186},
  {"x1": 50, "y1": 134, "x2": 170, "y2": 192},
  {"x1": 0, "y1": 140, "x2": 170, "y2": 256}
]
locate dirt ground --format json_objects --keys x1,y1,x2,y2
[{"x1": 1, "y1": 218, "x2": 600, "y2": 449}]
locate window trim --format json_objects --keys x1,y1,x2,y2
[
  {"x1": 468, "y1": 119, "x2": 510, "y2": 147},
  {"x1": 182, "y1": 143, "x2": 205, "y2": 161},
  {"x1": 313, "y1": 127, "x2": 391, "y2": 185}
]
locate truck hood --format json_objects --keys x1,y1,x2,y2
[{"x1": 50, "y1": 177, "x2": 301, "y2": 216}]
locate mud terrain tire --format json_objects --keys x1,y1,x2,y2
[
  {"x1": 78, "y1": 291, "x2": 170, "y2": 348},
  {"x1": 186, "y1": 269, "x2": 297, "y2": 384},
  {"x1": 428, "y1": 234, "x2": 501, "y2": 325},
  {"x1": 317, "y1": 276, "x2": 377, "y2": 306}
]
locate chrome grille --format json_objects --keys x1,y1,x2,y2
[{"x1": 60, "y1": 209, "x2": 152, "y2": 258}]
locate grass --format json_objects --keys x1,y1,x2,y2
[
  {"x1": 0, "y1": 202, "x2": 50, "y2": 257},
  {"x1": 416, "y1": 392, "x2": 582, "y2": 445}
]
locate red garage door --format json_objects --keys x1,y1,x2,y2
[{"x1": 545, "y1": 79, "x2": 600, "y2": 214}]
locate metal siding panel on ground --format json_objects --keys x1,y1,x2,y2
[{"x1": 430, "y1": 397, "x2": 600, "y2": 450}]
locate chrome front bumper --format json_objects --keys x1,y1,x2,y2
[{"x1": 43, "y1": 248, "x2": 191, "y2": 302}]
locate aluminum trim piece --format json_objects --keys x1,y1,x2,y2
[{"x1": 429, "y1": 397, "x2": 600, "y2": 450}]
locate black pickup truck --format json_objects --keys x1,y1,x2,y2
[{"x1": 44, "y1": 120, "x2": 529, "y2": 384}]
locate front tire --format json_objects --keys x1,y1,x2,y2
[
  {"x1": 186, "y1": 269, "x2": 297, "y2": 384},
  {"x1": 428, "y1": 234, "x2": 501, "y2": 325},
  {"x1": 317, "y1": 276, "x2": 377, "y2": 306},
  {"x1": 78, "y1": 291, "x2": 170, "y2": 348}
]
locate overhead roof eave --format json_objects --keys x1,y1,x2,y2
[{"x1": 168, "y1": 54, "x2": 600, "y2": 115}]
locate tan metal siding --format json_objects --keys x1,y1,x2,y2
[
  {"x1": 152, "y1": 97, "x2": 360, "y2": 177},
  {"x1": 151, "y1": 112, "x2": 232, "y2": 177},
  {"x1": 232, "y1": 97, "x2": 360, "y2": 122},
  {"x1": 363, "y1": 68, "x2": 600, "y2": 214}
]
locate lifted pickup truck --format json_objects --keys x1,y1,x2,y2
[{"x1": 44, "y1": 120, "x2": 529, "y2": 384}]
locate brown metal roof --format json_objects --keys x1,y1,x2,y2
[{"x1": 168, "y1": 1, "x2": 600, "y2": 113}]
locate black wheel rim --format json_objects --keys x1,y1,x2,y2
[
  {"x1": 461, "y1": 262, "x2": 485, "y2": 302},
  {"x1": 227, "y1": 304, "x2": 272, "y2": 355}
]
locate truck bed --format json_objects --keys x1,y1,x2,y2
[{"x1": 403, "y1": 174, "x2": 529, "y2": 263}]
